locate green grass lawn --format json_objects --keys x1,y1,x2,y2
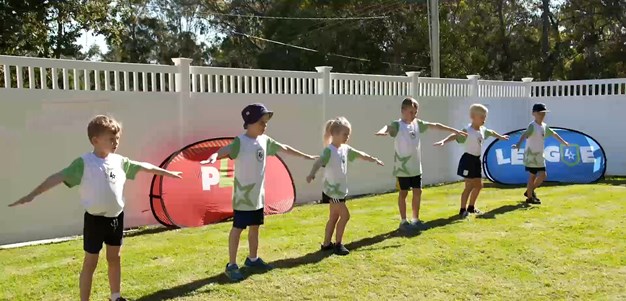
[{"x1": 2, "y1": 179, "x2": 626, "y2": 301}]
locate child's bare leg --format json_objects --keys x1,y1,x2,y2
[
  {"x1": 526, "y1": 173, "x2": 536, "y2": 196},
  {"x1": 533, "y1": 171, "x2": 547, "y2": 190},
  {"x1": 106, "y1": 245, "x2": 122, "y2": 299},
  {"x1": 228, "y1": 227, "x2": 244, "y2": 265},
  {"x1": 411, "y1": 188, "x2": 422, "y2": 220},
  {"x1": 460, "y1": 180, "x2": 472, "y2": 209},
  {"x1": 334, "y1": 203, "x2": 350, "y2": 244},
  {"x1": 468, "y1": 179, "x2": 483, "y2": 207},
  {"x1": 248, "y1": 226, "x2": 259, "y2": 259},
  {"x1": 324, "y1": 206, "x2": 340, "y2": 245},
  {"x1": 80, "y1": 252, "x2": 99, "y2": 301},
  {"x1": 398, "y1": 190, "x2": 409, "y2": 220}
]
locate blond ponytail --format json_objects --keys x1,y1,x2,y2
[
  {"x1": 323, "y1": 119, "x2": 334, "y2": 147},
  {"x1": 323, "y1": 116, "x2": 352, "y2": 147}
]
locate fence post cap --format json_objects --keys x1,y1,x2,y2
[
  {"x1": 466, "y1": 74, "x2": 480, "y2": 80},
  {"x1": 521, "y1": 77, "x2": 534, "y2": 83},
  {"x1": 405, "y1": 71, "x2": 421, "y2": 77},
  {"x1": 172, "y1": 58, "x2": 193, "y2": 65},
  {"x1": 315, "y1": 66, "x2": 333, "y2": 72}
]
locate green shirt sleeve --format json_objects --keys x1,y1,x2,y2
[
  {"x1": 320, "y1": 148, "x2": 331, "y2": 167},
  {"x1": 266, "y1": 136, "x2": 283, "y2": 156},
  {"x1": 417, "y1": 119, "x2": 430, "y2": 133},
  {"x1": 389, "y1": 121, "x2": 400, "y2": 138},
  {"x1": 525, "y1": 124, "x2": 534, "y2": 136},
  {"x1": 546, "y1": 126, "x2": 555, "y2": 138},
  {"x1": 456, "y1": 128, "x2": 468, "y2": 143},
  {"x1": 347, "y1": 146, "x2": 359, "y2": 162},
  {"x1": 122, "y1": 157, "x2": 142, "y2": 180},
  {"x1": 484, "y1": 128, "x2": 496, "y2": 139},
  {"x1": 229, "y1": 137, "x2": 241, "y2": 159},
  {"x1": 62, "y1": 157, "x2": 84, "y2": 188}
]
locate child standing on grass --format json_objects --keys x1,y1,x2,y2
[
  {"x1": 201, "y1": 103, "x2": 317, "y2": 281},
  {"x1": 513, "y1": 103, "x2": 569, "y2": 204},
  {"x1": 376, "y1": 97, "x2": 467, "y2": 231},
  {"x1": 434, "y1": 104, "x2": 509, "y2": 218},
  {"x1": 8, "y1": 115, "x2": 183, "y2": 301},
  {"x1": 306, "y1": 117, "x2": 384, "y2": 256}
]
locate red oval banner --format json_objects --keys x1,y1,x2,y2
[{"x1": 150, "y1": 137, "x2": 296, "y2": 228}]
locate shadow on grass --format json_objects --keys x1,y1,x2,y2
[
  {"x1": 477, "y1": 202, "x2": 536, "y2": 219},
  {"x1": 124, "y1": 226, "x2": 176, "y2": 238},
  {"x1": 135, "y1": 215, "x2": 461, "y2": 300}
]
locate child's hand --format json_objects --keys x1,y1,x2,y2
[
  {"x1": 375, "y1": 159, "x2": 384, "y2": 166},
  {"x1": 456, "y1": 130, "x2": 468, "y2": 137},
  {"x1": 375, "y1": 132, "x2": 388, "y2": 136},
  {"x1": 433, "y1": 140, "x2": 445, "y2": 147},
  {"x1": 169, "y1": 171, "x2": 183, "y2": 179},
  {"x1": 9, "y1": 195, "x2": 34, "y2": 207},
  {"x1": 512, "y1": 143, "x2": 520, "y2": 149},
  {"x1": 306, "y1": 175, "x2": 315, "y2": 183},
  {"x1": 501, "y1": 135, "x2": 510, "y2": 140},
  {"x1": 563, "y1": 141, "x2": 569, "y2": 147},
  {"x1": 306, "y1": 155, "x2": 319, "y2": 160},
  {"x1": 200, "y1": 153, "x2": 218, "y2": 165}
]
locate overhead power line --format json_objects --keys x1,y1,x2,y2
[
  {"x1": 232, "y1": 31, "x2": 425, "y2": 70},
  {"x1": 209, "y1": 12, "x2": 389, "y2": 20}
]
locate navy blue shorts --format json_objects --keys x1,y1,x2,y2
[
  {"x1": 525, "y1": 167, "x2": 546, "y2": 175},
  {"x1": 233, "y1": 208, "x2": 264, "y2": 229},
  {"x1": 457, "y1": 153, "x2": 482, "y2": 179},
  {"x1": 83, "y1": 212, "x2": 124, "y2": 254},
  {"x1": 396, "y1": 175, "x2": 422, "y2": 191}
]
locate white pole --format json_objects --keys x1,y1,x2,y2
[{"x1": 429, "y1": 0, "x2": 440, "y2": 78}]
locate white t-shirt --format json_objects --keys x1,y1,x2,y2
[
  {"x1": 456, "y1": 124, "x2": 496, "y2": 156},
  {"x1": 320, "y1": 144, "x2": 358, "y2": 199},
  {"x1": 389, "y1": 119, "x2": 430, "y2": 177},
  {"x1": 523, "y1": 121, "x2": 555, "y2": 168},
  {"x1": 62, "y1": 153, "x2": 142, "y2": 217},
  {"x1": 229, "y1": 134, "x2": 282, "y2": 211}
]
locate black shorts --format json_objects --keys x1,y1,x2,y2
[
  {"x1": 457, "y1": 153, "x2": 482, "y2": 179},
  {"x1": 233, "y1": 208, "x2": 264, "y2": 229},
  {"x1": 322, "y1": 192, "x2": 346, "y2": 204},
  {"x1": 397, "y1": 175, "x2": 422, "y2": 191},
  {"x1": 83, "y1": 212, "x2": 124, "y2": 254},
  {"x1": 525, "y1": 167, "x2": 546, "y2": 174}
]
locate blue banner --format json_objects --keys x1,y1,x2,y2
[{"x1": 483, "y1": 127, "x2": 606, "y2": 185}]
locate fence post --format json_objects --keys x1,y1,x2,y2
[
  {"x1": 406, "y1": 71, "x2": 421, "y2": 98},
  {"x1": 172, "y1": 58, "x2": 193, "y2": 146},
  {"x1": 466, "y1": 74, "x2": 480, "y2": 98},
  {"x1": 522, "y1": 77, "x2": 534, "y2": 98},
  {"x1": 316, "y1": 66, "x2": 333, "y2": 145}
]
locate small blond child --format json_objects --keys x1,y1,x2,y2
[
  {"x1": 306, "y1": 117, "x2": 384, "y2": 255},
  {"x1": 201, "y1": 103, "x2": 317, "y2": 281},
  {"x1": 9, "y1": 115, "x2": 183, "y2": 301},
  {"x1": 376, "y1": 97, "x2": 467, "y2": 231},
  {"x1": 434, "y1": 104, "x2": 509, "y2": 218},
  {"x1": 513, "y1": 103, "x2": 568, "y2": 204}
]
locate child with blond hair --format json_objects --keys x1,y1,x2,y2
[
  {"x1": 307, "y1": 116, "x2": 384, "y2": 255},
  {"x1": 435, "y1": 104, "x2": 509, "y2": 218}
]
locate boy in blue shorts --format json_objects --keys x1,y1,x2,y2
[
  {"x1": 513, "y1": 103, "x2": 569, "y2": 204},
  {"x1": 201, "y1": 103, "x2": 317, "y2": 281},
  {"x1": 376, "y1": 97, "x2": 467, "y2": 230},
  {"x1": 9, "y1": 115, "x2": 183, "y2": 301}
]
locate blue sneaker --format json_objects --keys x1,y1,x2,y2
[
  {"x1": 244, "y1": 257, "x2": 273, "y2": 270},
  {"x1": 225, "y1": 263, "x2": 244, "y2": 281},
  {"x1": 410, "y1": 219, "x2": 429, "y2": 230}
]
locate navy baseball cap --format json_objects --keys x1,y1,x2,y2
[
  {"x1": 532, "y1": 103, "x2": 550, "y2": 113},
  {"x1": 242, "y1": 103, "x2": 273, "y2": 129}
]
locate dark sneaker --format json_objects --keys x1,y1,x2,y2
[
  {"x1": 225, "y1": 263, "x2": 244, "y2": 281},
  {"x1": 525, "y1": 197, "x2": 541, "y2": 204},
  {"x1": 399, "y1": 221, "x2": 412, "y2": 231},
  {"x1": 112, "y1": 298, "x2": 127, "y2": 301},
  {"x1": 468, "y1": 208, "x2": 483, "y2": 215},
  {"x1": 459, "y1": 210, "x2": 469, "y2": 219},
  {"x1": 321, "y1": 243, "x2": 335, "y2": 251},
  {"x1": 334, "y1": 243, "x2": 350, "y2": 256},
  {"x1": 524, "y1": 191, "x2": 540, "y2": 202},
  {"x1": 410, "y1": 219, "x2": 429, "y2": 230},
  {"x1": 244, "y1": 257, "x2": 273, "y2": 270}
]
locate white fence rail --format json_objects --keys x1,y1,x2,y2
[{"x1": 530, "y1": 79, "x2": 626, "y2": 97}]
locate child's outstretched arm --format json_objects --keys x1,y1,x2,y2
[
  {"x1": 375, "y1": 122, "x2": 398, "y2": 137},
  {"x1": 306, "y1": 158, "x2": 324, "y2": 183},
  {"x1": 273, "y1": 142, "x2": 318, "y2": 160},
  {"x1": 486, "y1": 129, "x2": 510, "y2": 141},
  {"x1": 9, "y1": 172, "x2": 66, "y2": 207},
  {"x1": 200, "y1": 145, "x2": 232, "y2": 165},
  {"x1": 424, "y1": 121, "x2": 468, "y2": 137},
  {"x1": 434, "y1": 133, "x2": 459, "y2": 146},
  {"x1": 132, "y1": 161, "x2": 183, "y2": 178},
  {"x1": 513, "y1": 132, "x2": 528, "y2": 149},
  {"x1": 350, "y1": 148, "x2": 384, "y2": 166},
  {"x1": 549, "y1": 129, "x2": 569, "y2": 146}
]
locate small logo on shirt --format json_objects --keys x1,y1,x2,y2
[
  {"x1": 409, "y1": 131, "x2": 416, "y2": 139},
  {"x1": 106, "y1": 168, "x2": 117, "y2": 184},
  {"x1": 341, "y1": 154, "x2": 346, "y2": 164},
  {"x1": 256, "y1": 148, "x2": 265, "y2": 162}
]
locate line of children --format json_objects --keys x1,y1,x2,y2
[{"x1": 9, "y1": 99, "x2": 570, "y2": 295}]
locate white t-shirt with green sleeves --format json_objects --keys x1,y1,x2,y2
[
  {"x1": 523, "y1": 121, "x2": 555, "y2": 168},
  {"x1": 389, "y1": 119, "x2": 430, "y2": 177},
  {"x1": 229, "y1": 134, "x2": 282, "y2": 211},
  {"x1": 62, "y1": 153, "x2": 142, "y2": 217},
  {"x1": 320, "y1": 144, "x2": 358, "y2": 200},
  {"x1": 456, "y1": 124, "x2": 496, "y2": 156}
]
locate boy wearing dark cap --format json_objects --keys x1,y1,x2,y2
[
  {"x1": 513, "y1": 103, "x2": 569, "y2": 204},
  {"x1": 201, "y1": 103, "x2": 317, "y2": 281}
]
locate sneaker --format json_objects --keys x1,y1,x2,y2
[
  {"x1": 525, "y1": 197, "x2": 541, "y2": 204},
  {"x1": 468, "y1": 208, "x2": 483, "y2": 215},
  {"x1": 321, "y1": 242, "x2": 335, "y2": 251},
  {"x1": 410, "y1": 219, "x2": 429, "y2": 230},
  {"x1": 399, "y1": 221, "x2": 412, "y2": 231},
  {"x1": 524, "y1": 191, "x2": 541, "y2": 202},
  {"x1": 244, "y1": 257, "x2": 273, "y2": 270},
  {"x1": 459, "y1": 210, "x2": 469, "y2": 219},
  {"x1": 111, "y1": 298, "x2": 127, "y2": 301},
  {"x1": 334, "y1": 243, "x2": 350, "y2": 256},
  {"x1": 225, "y1": 263, "x2": 244, "y2": 281}
]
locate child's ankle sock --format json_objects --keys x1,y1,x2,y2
[
  {"x1": 459, "y1": 208, "x2": 466, "y2": 214},
  {"x1": 467, "y1": 206, "x2": 475, "y2": 213},
  {"x1": 411, "y1": 218, "x2": 419, "y2": 223},
  {"x1": 227, "y1": 263, "x2": 237, "y2": 268},
  {"x1": 248, "y1": 257, "x2": 258, "y2": 262},
  {"x1": 111, "y1": 292, "x2": 121, "y2": 301},
  {"x1": 401, "y1": 218, "x2": 408, "y2": 224}
]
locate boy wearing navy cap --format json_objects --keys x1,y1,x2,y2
[
  {"x1": 513, "y1": 103, "x2": 569, "y2": 204},
  {"x1": 201, "y1": 103, "x2": 317, "y2": 281}
]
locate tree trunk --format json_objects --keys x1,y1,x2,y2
[
  {"x1": 540, "y1": 0, "x2": 552, "y2": 80},
  {"x1": 497, "y1": 0, "x2": 512, "y2": 80}
]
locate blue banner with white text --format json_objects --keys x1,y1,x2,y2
[{"x1": 483, "y1": 127, "x2": 606, "y2": 185}]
